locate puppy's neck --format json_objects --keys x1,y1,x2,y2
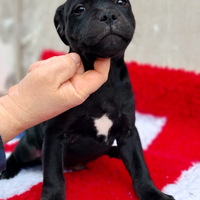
[
  {"x1": 69, "y1": 48, "x2": 126, "y2": 72},
  {"x1": 79, "y1": 54, "x2": 128, "y2": 85}
]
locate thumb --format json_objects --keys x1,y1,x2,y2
[
  {"x1": 93, "y1": 58, "x2": 111, "y2": 82},
  {"x1": 80, "y1": 58, "x2": 111, "y2": 95}
]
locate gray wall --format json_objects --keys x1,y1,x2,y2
[
  {"x1": 129, "y1": 0, "x2": 200, "y2": 71},
  {"x1": 0, "y1": 0, "x2": 200, "y2": 93}
]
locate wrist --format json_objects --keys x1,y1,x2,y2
[{"x1": 0, "y1": 95, "x2": 25, "y2": 143}]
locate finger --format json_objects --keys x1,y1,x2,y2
[
  {"x1": 27, "y1": 57, "x2": 58, "y2": 73},
  {"x1": 7, "y1": 84, "x2": 18, "y2": 94},
  {"x1": 69, "y1": 53, "x2": 85, "y2": 74},
  {"x1": 93, "y1": 58, "x2": 111, "y2": 81},
  {"x1": 57, "y1": 54, "x2": 82, "y2": 80},
  {"x1": 84, "y1": 58, "x2": 111, "y2": 94},
  {"x1": 31, "y1": 54, "x2": 81, "y2": 88},
  {"x1": 69, "y1": 58, "x2": 110, "y2": 98},
  {"x1": 27, "y1": 53, "x2": 83, "y2": 76},
  {"x1": 75, "y1": 61, "x2": 85, "y2": 74},
  {"x1": 28, "y1": 61, "x2": 43, "y2": 73}
]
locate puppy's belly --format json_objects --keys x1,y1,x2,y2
[{"x1": 63, "y1": 135, "x2": 113, "y2": 169}]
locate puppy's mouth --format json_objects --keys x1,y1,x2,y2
[
  {"x1": 87, "y1": 32, "x2": 130, "y2": 47},
  {"x1": 92, "y1": 33, "x2": 128, "y2": 46},
  {"x1": 84, "y1": 32, "x2": 131, "y2": 58}
]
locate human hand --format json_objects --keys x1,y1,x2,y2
[{"x1": 0, "y1": 53, "x2": 110, "y2": 142}]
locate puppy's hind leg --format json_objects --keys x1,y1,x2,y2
[{"x1": 1, "y1": 126, "x2": 42, "y2": 179}]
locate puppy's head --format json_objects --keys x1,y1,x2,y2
[{"x1": 54, "y1": 0, "x2": 135, "y2": 58}]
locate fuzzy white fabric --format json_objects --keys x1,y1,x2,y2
[
  {"x1": 108, "y1": 112, "x2": 165, "y2": 150},
  {"x1": 135, "y1": 112, "x2": 166, "y2": 150},
  {"x1": 0, "y1": 166, "x2": 43, "y2": 199},
  {"x1": 163, "y1": 163, "x2": 200, "y2": 200}
]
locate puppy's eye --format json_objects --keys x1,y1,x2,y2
[
  {"x1": 74, "y1": 5, "x2": 86, "y2": 14},
  {"x1": 116, "y1": 0, "x2": 128, "y2": 6}
]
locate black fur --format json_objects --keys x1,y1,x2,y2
[{"x1": 1, "y1": 0, "x2": 175, "y2": 200}]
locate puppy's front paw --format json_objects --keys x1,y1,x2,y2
[
  {"x1": 141, "y1": 189, "x2": 175, "y2": 200},
  {"x1": 0, "y1": 167, "x2": 20, "y2": 180},
  {"x1": 41, "y1": 189, "x2": 65, "y2": 200},
  {"x1": 157, "y1": 193, "x2": 175, "y2": 200}
]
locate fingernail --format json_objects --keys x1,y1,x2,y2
[{"x1": 69, "y1": 53, "x2": 81, "y2": 66}]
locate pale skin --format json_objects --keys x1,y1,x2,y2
[{"x1": 0, "y1": 53, "x2": 110, "y2": 144}]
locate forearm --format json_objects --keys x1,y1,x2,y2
[{"x1": 0, "y1": 95, "x2": 25, "y2": 143}]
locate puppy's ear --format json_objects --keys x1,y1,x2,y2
[{"x1": 54, "y1": 4, "x2": 69, "y2": 46}]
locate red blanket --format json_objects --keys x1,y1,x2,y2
[{"x1": 1, "y1": 50, "x2": 200, "y2": 200}]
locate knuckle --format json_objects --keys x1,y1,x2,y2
[{"x1": 58, "y1": 56, "x2": 77, "y2": 75}]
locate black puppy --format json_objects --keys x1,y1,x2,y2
[{"x1": 1, "y1": 0, "x2": 175, "y2": 200}]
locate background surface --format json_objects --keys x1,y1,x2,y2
[{"x1": 0, "y1": 0, "x2": 200, "y2": 94}]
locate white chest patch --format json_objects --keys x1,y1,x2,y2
[{"x1": 94, "y1": 114, "x2": 113, "y2": 139}]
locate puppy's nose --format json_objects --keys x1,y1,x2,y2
[{"x1": 99, "y1": 11, "x2": 118, "y2": 24}]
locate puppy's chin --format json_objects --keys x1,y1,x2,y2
[{"x1": 86, "y1": 34, "x2": 130, "y2": 58}]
